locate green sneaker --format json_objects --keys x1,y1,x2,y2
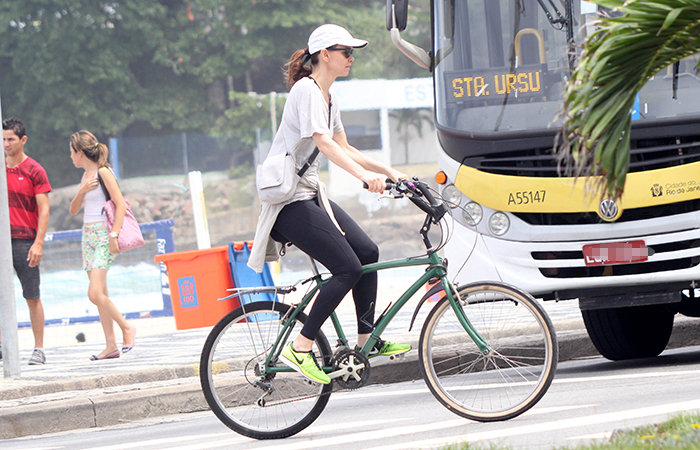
[
  {"x1": 280, "y1": 343, "x2": 331, "y2": 384},
  {"x1": 368, "y1": 339, "x2": 411, "y2": 358}
]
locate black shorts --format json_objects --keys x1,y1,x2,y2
[{"x1": 12, "y1": 238, "x2": 41, "y2": 300}]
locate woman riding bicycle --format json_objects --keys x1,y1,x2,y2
[{"x1": 248, "y1": 24, "x2": 411, "y2": 384}]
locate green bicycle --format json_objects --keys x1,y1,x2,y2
[{"x1": 200, "y1": 178, "x2": 558, "y2": 439}]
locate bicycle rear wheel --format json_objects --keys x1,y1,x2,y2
[
  {"x1": 419, "y1": 282, "x2": 557, "y2": 421},
  {"x1": 200, "y1": 301, "x2": 333, "y2": 439}
]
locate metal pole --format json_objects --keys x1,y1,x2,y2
[
  {"x1": 270, "y1": 92, "x2": 277, "y2": 137},
  {"x1": 255, "y1": 128, "x2": 262, "y2": 166},
  {"x1": 0, "y1": 89, "x2": 21, "y2": 378},
  {"x1": 380, "y1": 107, "x2": 392, "y2": 165},
  {"x1": 188, "y1": 171, "x2": 210, "y2": 250},
  {"x1": 181, "y1": 132, "x2": 189, "y2": 175},
  {"x1": 109, "y1": 137, "x2": 120, "y2": 179}
]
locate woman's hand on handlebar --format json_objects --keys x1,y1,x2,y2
[
  {"x1": 361, "y1": 171, "x2": 388, "y2": 193},
  {"x1": 387, "y1": 168, "x2": 408, "y2": 184}
]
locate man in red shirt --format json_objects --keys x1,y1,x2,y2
[{"x1": 1, "y1": 118, "x2": 51, "y2": 365}]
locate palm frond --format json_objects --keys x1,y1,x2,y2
[{"x1": 556, "y1": 0, "x2": 700, "y2": 200}]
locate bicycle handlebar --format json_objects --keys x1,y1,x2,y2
[{"x1": 363, "y1": 178, "x2": 447, "y2": 223}]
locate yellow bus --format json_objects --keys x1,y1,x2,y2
[{"x1": 387, "y1": 0, "x2": 700, "y2": 360}]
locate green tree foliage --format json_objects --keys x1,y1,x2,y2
[
  {"x1": 0, "y1": 0, "x2": 210, "y2": 185},
  {"x1": 0, "y1": 0, "x2": 430, "y2": 187}
]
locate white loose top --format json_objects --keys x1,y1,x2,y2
[{"x1": 248, "y1": 76, "x2": 344, "y2": 272}]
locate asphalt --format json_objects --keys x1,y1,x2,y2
[{"x1": 2, "y1": 298, "x2": 700, "y2": 441}]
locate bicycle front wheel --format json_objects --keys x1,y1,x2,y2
[
  {"x1": 419, "y1": 282, "x2": 557, "y2": 421},
  {"x1": 200, "y1": 301, "x2": 333, "y2": 439}
]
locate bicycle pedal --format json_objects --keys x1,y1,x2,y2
[{"x1": 368, "y1": 353, "x2": 403, "y2": 367}]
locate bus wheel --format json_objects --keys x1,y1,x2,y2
[
  {"x1": 581, "y1": 304, "x2": 674, "y2": 361},
  {"x1": 676, "y1": 290, "x2": 700, "y2": 317}
]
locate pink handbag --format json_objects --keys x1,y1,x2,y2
[
  {"x1": 103, "y1": 198, "x2": 145, "y2": 252},
  {"x1": 97, "y1": 171, "x2": 145, "y2": 253}
]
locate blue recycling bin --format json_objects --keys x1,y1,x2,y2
[{"x1": 228, "y1": 241, "x2": 277, "y2": 305}]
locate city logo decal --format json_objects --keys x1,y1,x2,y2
[
  {"x1": 651, "y1": 184, "x2": 663, "y2": 197},
  {"x1": 178, "y1": 276, "x2": 199, "y2": 309}
]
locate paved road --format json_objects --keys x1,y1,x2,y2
[
  {"x1": 3, "y1": 288, "x2": 700, "y2": 441},
  {"x1": 5, "y1": 345, "x2": 700, "y2": 449}
]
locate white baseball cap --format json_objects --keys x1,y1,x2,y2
[{"x1": 307, "y1": 24, "x2": 368, "y2": 55}]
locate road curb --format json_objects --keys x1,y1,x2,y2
[
  {"x1": 0, "y1": 382, "x2": 207, "y2": 439},
  {"x1": 0, "y1": 364, "x2": 199, "y2": 402}
]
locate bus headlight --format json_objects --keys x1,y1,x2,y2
[
  {"x1": 462, "y1": 202, "x2": 483, "y2": 226},
  {"x1": 488, "y1": 212, "x2": 510, "y2": 236},
  {"x1": 442, "y1": 184, "x2": 461, "y2": 208}
]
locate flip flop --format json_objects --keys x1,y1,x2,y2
[
  {"x1": 122, "y1": 326, "x2": 136, "y2": 354},
  {"x1": 90, "y1": 349, "x2": 120, "y2": 361}
]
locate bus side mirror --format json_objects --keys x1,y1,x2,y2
[
  {"x1": 386, "y1": 0, "x2": 409, "y2": 31},
  {"x1": 386, "y1": 0, "x2": 431, "y2": 69}
]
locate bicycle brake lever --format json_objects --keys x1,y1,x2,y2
[{"x1": 379, "y1": 193, "x2": 403, "y2": 200}]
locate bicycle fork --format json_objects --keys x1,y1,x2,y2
[{"x1": 442, "y1": 276, "x2": 491, "y2": 355}]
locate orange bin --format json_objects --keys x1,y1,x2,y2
[{"x1": 155, "y1": 246, "x2": 237, "y2": 330}]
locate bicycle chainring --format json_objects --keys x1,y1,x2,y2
[{"x1": 331, "y1": 348, "x2": 371, "y2": 390}]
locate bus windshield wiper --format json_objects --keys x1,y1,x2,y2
[{"x1": 536, "y1": 0, "x2": 567, "y2": 29}]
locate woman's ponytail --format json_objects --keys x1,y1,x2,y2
[{"x1": 283, "y1": 47, "x2": 318, "y2": 87}]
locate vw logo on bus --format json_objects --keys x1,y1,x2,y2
[{"x1": 598, "y1": 198, "x2": 621, "y2": 221}]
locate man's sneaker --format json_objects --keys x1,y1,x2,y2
[
  {"x1": 28, "y1": 348, "x2": 45, "y2": 365},
  {"x1": 279, "y1": 343, "x2": 331, "y2": 384}
]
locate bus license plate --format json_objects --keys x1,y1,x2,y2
[{"x1": 583, "y1": 240, "x2": 649, "y2": 266}]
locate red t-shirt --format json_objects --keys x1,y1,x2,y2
[{"x1": 6, "y1": 156, "x2": 52, "y2": 239}]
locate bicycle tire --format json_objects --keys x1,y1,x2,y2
[
  {"x1": 200, "y1": 301, "x2": 333, "y2": 439},
  {"x1": 419, "y1": 282, "x2": 557, "y2": 421}
]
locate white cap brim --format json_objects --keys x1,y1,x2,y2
[{"x1": 308, "y1": 24, "x2": 368, "y2": 55}]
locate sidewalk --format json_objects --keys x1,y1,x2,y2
[{"x1": 1, "y1": 296, "x2": 697, "y2": 440}]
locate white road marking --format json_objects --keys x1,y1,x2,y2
[
  {"x1": 78, "y1": 420, "x2": 404, "y2": 450},
  {"x1": 523, "y1": 404, "x2": 596, "y2": 416},
  {"x1": 362, "y1": 398, "x2": 700, "y2": 450},
  {"x1": 246, "y1": 419, "x2": 468, "y2": 450},
  {"x1": 566, "y1": 431, "x2": 613, "y2": 441},
  {"x1": 80, "y1": 434, "x2": 232, "y2": 450},
  {"x1": 553, "y1": 369, "x2": 700, "y2": 385}
]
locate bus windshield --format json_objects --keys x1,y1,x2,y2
[{"x1": 433, "y1": 0, "x2": 700, "y2": 136}]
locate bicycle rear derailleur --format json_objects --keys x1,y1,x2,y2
[{"x1": 330, "y1": 348, "x2": 371, "y2": 390}]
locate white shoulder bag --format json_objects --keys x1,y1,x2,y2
[{"x1": 256, "y1": 151, "x2": 309, "y2": 204}]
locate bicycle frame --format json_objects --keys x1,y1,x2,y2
[
  {"x1": 228, "y1": 179, "x2": 492, "y2": 376},
  {"x1": 261, "y1": 249, "x2": 489, "y2": 375}
]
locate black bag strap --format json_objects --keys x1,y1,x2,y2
[
  {"x1": 298, "y1": 77, "x2": 333, "y2": 178},
  {"x1": 96, "y1": 167, "x2": 119, "y2": 202},
  {"x1": 97, "y1": 171, "x2": 111, "y2": 201}
]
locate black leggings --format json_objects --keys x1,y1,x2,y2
[{"x1": 271, "y1": 198, "x2": 378, "y2": 341}]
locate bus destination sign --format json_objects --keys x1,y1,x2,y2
[{"x1": 445, "y1": 65, "x2": 547, "y2": 105}]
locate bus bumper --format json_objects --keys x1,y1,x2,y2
[{"x1": 445, "y1": 224, "x2": 700, "y2": 300}]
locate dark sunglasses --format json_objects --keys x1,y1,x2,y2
[{"x1": 327, "y1": 46, "x2": 354, "y2": 58}]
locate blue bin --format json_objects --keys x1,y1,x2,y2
[{"x1": 228, "y1": 241, "x2": 277, "y2": 305}]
